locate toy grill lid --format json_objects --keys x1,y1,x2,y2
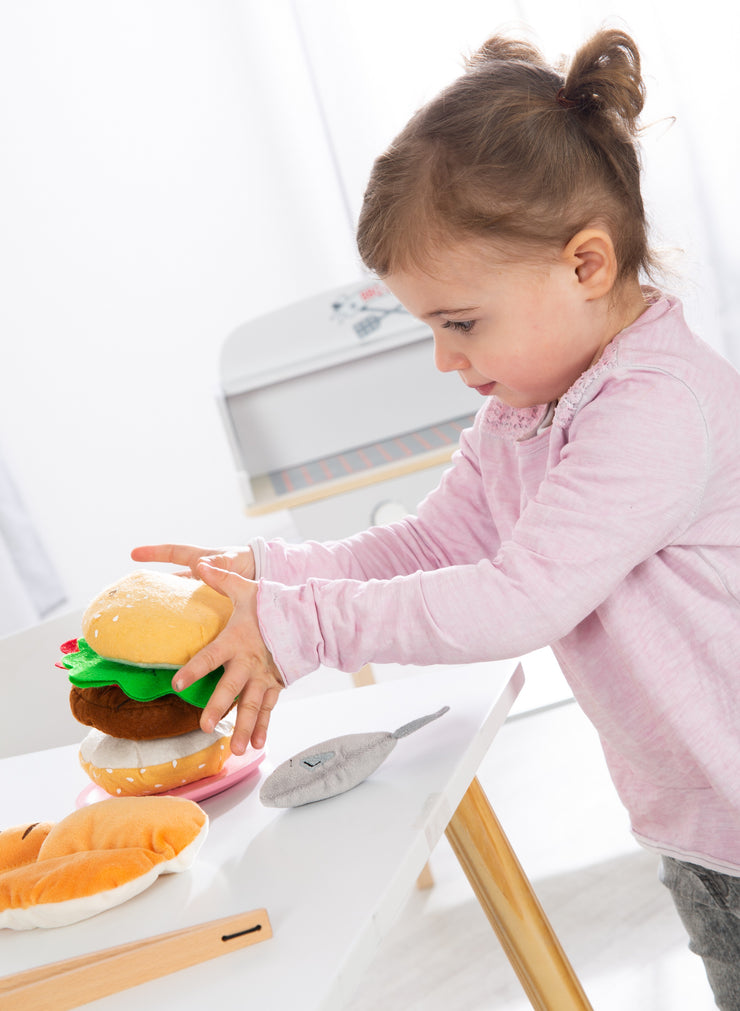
[
  {"x1": 217, "y1": 280, "x2": 479, "y2": 514},
  {"x1": 220, "y1": 280, "x2": 427, "y2": 394}
]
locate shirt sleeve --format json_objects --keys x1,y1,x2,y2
[
  {"x1": 252, "y1": 416, "x2": 503, "y2": 584},
  {"x1": 257, "y1": 372, "x2": 709, "y2": 685}
]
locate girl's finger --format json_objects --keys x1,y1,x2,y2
[
  {"x1": 196, "y1": 560, "x2": 249, "y2": 598},
  {"x1": 229, "y1": 681, "x2": 270, "y2": 755},
  {"x1": 196, "y1": 660, "x2": 248, "y2": 732},
  {"x1": 131, "y1": 543, "x2": 215, "y2": 569},
  {"x1": 250, "y1": 684, "x2": 282, "y2": 750},
  {"x1": 172, "y1": 637, "x2": 230, "y2": 694}
]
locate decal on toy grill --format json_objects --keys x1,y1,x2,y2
[{"x1": 330, "y1": 285, "x2": 407, "y2": 339}]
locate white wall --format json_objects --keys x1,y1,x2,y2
[{"x1": 0, "y1": 1, "x2": 362, "y2": 611}]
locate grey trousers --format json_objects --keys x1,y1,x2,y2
[{"x1": 660, "y1": 856, "x2": 740, "y2": 1010}]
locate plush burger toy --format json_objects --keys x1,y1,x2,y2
[{"x1": 59, "y1": 570, "x2": 237, "y2": 796}]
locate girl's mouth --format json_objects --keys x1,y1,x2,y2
[{"x1": 473, "y1": 382, "x2": 497, "y2": 396}]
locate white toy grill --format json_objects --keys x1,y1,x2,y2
[{"x1": 217, "y1": 280, "x2": 479, "y2": 539}]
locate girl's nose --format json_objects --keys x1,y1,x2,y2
[{"x1": 434, "y1": 335, "x2": 469, "y2": 374}]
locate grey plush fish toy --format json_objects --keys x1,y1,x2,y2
[{"x1": 260, "y1": 706, "x2": 450, "y2": 808}]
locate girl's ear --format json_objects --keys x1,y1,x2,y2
[{"x1": 562, "y1": 229, "x2": 618, "y2": 298}]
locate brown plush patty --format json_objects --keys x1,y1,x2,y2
[{"x1": 69, "y1": 685, "x2": 202, "y2": 740}]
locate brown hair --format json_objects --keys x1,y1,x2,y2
[{"x1": 357, "y1": 28, "x2": 653, "y2": 282}]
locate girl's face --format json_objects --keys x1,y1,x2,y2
[{"x1": 385, "y1": 240, "x2": 618, "y2": 408}]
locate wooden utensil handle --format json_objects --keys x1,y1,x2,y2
[{"x1": 0, "y1": 908, "x2": 271, "y2": 1011}]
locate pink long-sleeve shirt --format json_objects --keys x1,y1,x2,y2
[{"x1": 253, "y1": 292, "x2": 740, "y2": 874}]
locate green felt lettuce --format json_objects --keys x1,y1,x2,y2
[{"x1": 61, "y1": 638, "x2": 222, "y2": 710}]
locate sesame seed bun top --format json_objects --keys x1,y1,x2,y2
[{"x1": 81, "y1": 569, "x2": 233, "y2": 668}]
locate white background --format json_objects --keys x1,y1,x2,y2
[{"x1": 1, "y1": 0, "x2": 737, "y2": 620}]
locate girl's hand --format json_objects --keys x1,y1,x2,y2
[
  {"x1": 131, "y1": 543, "x2": 255, "y2": 581},
  {"x1": 170, "y1": 561, "x2": 283, "y2": 755}
]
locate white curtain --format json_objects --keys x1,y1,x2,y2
[{"x1": 290, "y1": 0, "x2": 740, "y2": 363}]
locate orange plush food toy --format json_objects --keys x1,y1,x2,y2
[
  {"x1": 0, "y1": 796, "x2": 208, "y2": 930},
  {"x1": 59, "y1": 570, "x2": 238, "y2": 796}
]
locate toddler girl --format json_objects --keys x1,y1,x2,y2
[{"x1": 134, "y1": 28, "x2": 740, "y2": 1008}]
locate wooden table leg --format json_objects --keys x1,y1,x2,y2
[
  {"x1": 352, "y1": 664, "x2": 376, "y2": 688},
  {"x1": 445, "y1": 777, "x2": 593, "y2": 1011}
]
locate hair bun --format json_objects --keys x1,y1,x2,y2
[{"x1": 560, "y1": 28, "x2": 645, "y2": 130}]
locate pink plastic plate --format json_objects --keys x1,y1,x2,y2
[{"x1": 76, "y1": 747, "x2": 265, "y2": 807}]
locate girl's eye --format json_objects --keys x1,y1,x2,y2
[{"x1": 442, "y1": 319, "x2": 475, "y2": 334}]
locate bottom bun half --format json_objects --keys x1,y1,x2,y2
[{"x1": 79, "y1": 721, "x2": 233, "y2": 796}]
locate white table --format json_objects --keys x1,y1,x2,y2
[{"x1": 0, "y1": 662, "x2": 591, "y2": 1011}]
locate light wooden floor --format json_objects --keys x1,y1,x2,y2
[{"x1": 346, "y1": 699, "x2": 716, "y2": 1011}]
